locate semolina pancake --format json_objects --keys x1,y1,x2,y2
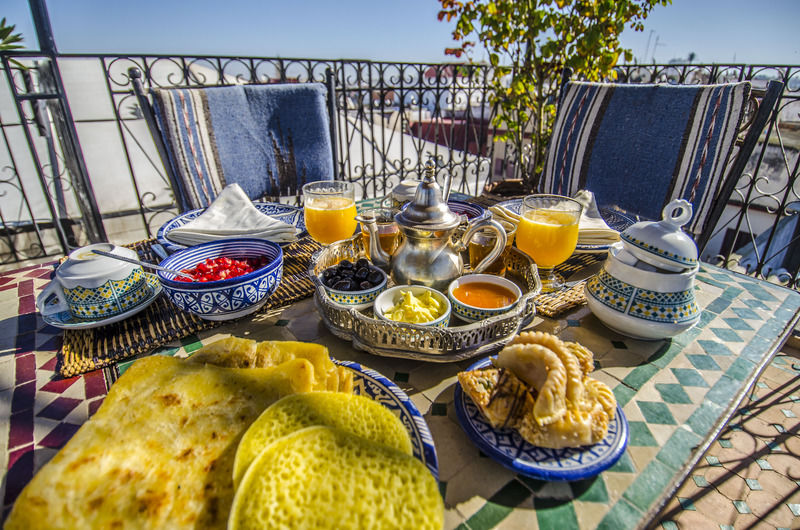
[
  {"x1": 229, "y1": 426, "x2": 443, "y2": 530},
  {"x1": 232, "y1": 391, "x2": 413, "y2": 487}
]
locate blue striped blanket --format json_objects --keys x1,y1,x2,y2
[
  {"x1": 540, "y1": 81, "x2": 750, "y2": 235},
  {"x1": 152, "y1": 83, "x2": 333, "y2": 209}
]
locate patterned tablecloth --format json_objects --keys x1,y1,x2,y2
[{"x1": 2, "y1": 256, "x2": 799, "y2": 528}]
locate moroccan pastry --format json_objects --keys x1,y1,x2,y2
[
  {"x1": 189, "y1": 337, "x2": 353, "y2": 392},
  {"x1": 564, "y1": 341, "x2": 595, "y2": 376},
  {"x1": 495, "y1": 343, "x2": 567, "y2": 425},
  {"x1": 460, "y1": 332, "x2": 617, "y2": 450},
  {"x1": 584, "y1": 377, "x2": 616, "y2": 420},
  {"x1": 457, "y1": 367, "x2": 531, "y2": 430},
  {"x1": 229, "y1": 426, "x2": 444, "y2": 530},
  {"x1": 232, "y1": 391, "x2": 413, "y2": 487},
  {"x1": 509, "y1": 331, "x2": 585, "y2": 406}
]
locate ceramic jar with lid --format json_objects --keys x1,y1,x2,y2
[{"x1": 585, "y1": 199, "x2": 701, "y2": 340}]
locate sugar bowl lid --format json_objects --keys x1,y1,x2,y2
[
  {"x1": 395, "y1": 161, "x2": 461, "y2": 231},
  {"x1": 619, "y1": 199, "x2": 698, "y2": 272}
]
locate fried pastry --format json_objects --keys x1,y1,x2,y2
[
  {"x1": 496, "y1": 343, "x2": 567, "y2": 426},
  {"x1": 564, "y1": 341, "x2": 595, "y2": 376},
  {"x1": 457, "y1": 368, "x2": 531, "y2": 430},
  {"x1": 460, "y1": 333, "x2": 617, "y2": 450},
  {"x1": 511, "y1": 331, "x2": 585, "y2": 406}
]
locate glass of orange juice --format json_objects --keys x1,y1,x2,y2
[
  {"x1": 302, "y1": 181, "x2": 357, "y2": 245},
  {"x1": 516, "y1": 194, "x2": 583, "y2": 292}
]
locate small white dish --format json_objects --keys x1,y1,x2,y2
[
  {"x1": 447, "y1": 274, "x2": 521, "y2": 323},
  {"x1": 373, "y1": 285, "x2": 451, "y2": 328},
  {"x1": 41, "y1": 274, "x2": 162, "y2": 330}
]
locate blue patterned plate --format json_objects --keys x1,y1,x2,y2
[
  {"x1": 156, "y1": 203, "x2": 305, "y2": 253},
  {"x1": 42, "y1": 274, "x2": 162, "y2": 330},
  {"x1": 495, "y1": 198, "x2": 636, "y2": 252},
  {"x1": 454, "y1": 356, "x2": 628, "y2": 481},
  {"x1": 336, "y1": 359, "x2": 439, "y2": 479}
]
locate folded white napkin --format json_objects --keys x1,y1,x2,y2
[
  {"x1": 488, "y1": 190, "x2": 619, "y2": 246},
  {"x1": 572, "y1": 190, "x2": 620, "y2": 246},
  {"x1": 166, "y1": 184, "x2": 298, "y2": 246}
]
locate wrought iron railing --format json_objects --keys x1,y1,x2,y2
[{"x1": 0, "y1": 53, "x2": 798, "y2": 289}]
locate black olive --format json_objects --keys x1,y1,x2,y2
[
  {"x1": 333, "y1": 280, "x2": 352, "y2": 291},
  {"x1": 322, "y1": 268, "x2": 335, "y2": 280},
  {"x1": 338, "y1": 259, "x2": 354, "y2": 270},
  {"x1": 367, "y1": 270, "x2": 383, "y2": 284},
  {"x1": 359, "y1": 280, "x2": 371, "y2": 290},
  {"x1": 323, "y1": 275, "x2": 340, "y2": 287},
  {"x1": 339, "y1": 268, "x2": 354, "y2": 278},
  {"x1": 356, "y1": 258, "x2": 370, "y2": 269},
  {"x1": 354, "y1": 267, "x2": 369, "y2": 281}
]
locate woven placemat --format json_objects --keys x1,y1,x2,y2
[
  {"x1": 533, "y1": 252, "x2": 606, "y2": 318},
  {"x1": 57, "y1": 236, "x2": 322, "y2": 377}
]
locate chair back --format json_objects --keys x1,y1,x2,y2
[
  {"x1": 540, "y1": 79, "x2": 754, "y2": 237},
  {"x1": 130, "y1": 68, "x2": 338, "y2": 211}
]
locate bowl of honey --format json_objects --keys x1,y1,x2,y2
[{"x1": 447, "y1": 274, "x2": 522, "y2": 323}]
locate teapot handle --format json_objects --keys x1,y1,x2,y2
[
  {"x1": 458, "y1": 219, "x2": 507, "y2": 274},
  {"x1": 661, "y1": 199, "x2": 693, "y2": 228}
]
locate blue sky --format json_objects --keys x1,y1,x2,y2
[{"x1": 5, "y1": 0, "x2": 799, "y2": 64}]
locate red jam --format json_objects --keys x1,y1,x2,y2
[{"x1": 176, "y1": 256, "x2": 271, "y2": 282}]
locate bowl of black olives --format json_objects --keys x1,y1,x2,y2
[{"x1": 319, "y1": 258, "x2": 388, "y2": 310}]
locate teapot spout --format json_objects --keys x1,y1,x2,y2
[{"x1": 355, "y1": 214, "x2": 391, "y2": 270}]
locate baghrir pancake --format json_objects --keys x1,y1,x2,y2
[
  {"x1": 229, "y1": 426, "x2": 444, "y2": 530},
  {"x1": 232, "y1": 391, "x2": 413, "y2": 487}
]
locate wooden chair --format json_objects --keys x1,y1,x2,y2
[{"x1": 130, "y1": 67, "x2": 339, "y2": 212}]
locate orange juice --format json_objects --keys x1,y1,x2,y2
[
  {"x1": 304, "y1": 197, "x2": 357, "y2": 244},
  {"x1": 516, "y1": 209, "x2": 579, "y2": 268}
]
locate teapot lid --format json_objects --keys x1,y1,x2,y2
[
  {"x1": 620, "y1": 199, "x2": 698, "y2": 271},
  {"x1": 395, "y1": 161, "x2": 461, "y2": 231}
]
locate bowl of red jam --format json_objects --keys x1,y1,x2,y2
[{"x1": 156, "y1": 238, "x2": 283, "y2": 320}]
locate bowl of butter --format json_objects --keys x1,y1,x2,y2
[{"x1": 373, "y1": 285, "x2": 451, "y2": 328}]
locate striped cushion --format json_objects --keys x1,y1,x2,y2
[
  {"x1": 540, "y1": 81, "x2": 750, "y2": 235},
  {"x1": 152, "y1": 83, "x2": 333, "y2": 209}
]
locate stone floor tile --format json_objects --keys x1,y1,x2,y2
[
  {"x1": 754, "y1": 469, "x2": 800, "y2": 500},
  {"x1": 672, "y1": 508, "x2": 724, "y2": 529},
  {"x1": 782, "y1": 435, "x2": 800, "y2": 456},
  {"x1": 715, "y1": 472, "x2": 749, "y2": 501},
  {"x1": 737, "y1": 415, "x2": 787, "y2": 438},
  {"x1": 761, "y1": 453, "x2": 800, "y2": 477},
  {"x1": 692, "y1": 488, "x2": 739, "y2": 525},
  {"x1": 746, "y1": 489, "x2": 797, "y2": 528}
]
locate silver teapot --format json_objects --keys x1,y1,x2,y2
[{"x1": 358, "y1": 162, "x2": 507, "y2": 292}]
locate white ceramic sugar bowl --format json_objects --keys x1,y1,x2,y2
[{"x1": 585, "y1": 199, "x2": 701, "y2": 340}]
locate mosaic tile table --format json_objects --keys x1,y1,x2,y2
[{"x1": 1, "y1": 259, "x2": 799, "y2": 529}]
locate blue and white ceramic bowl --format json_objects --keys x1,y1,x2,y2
[
  {"x1": 373, "y1": 285, "x2": 451, "y2": 328},
  {"x1": 321, "y1": 265, "x2": 387, "y2": 311},
  {"x1": 447, "y1": 200, "x2": 488, "y2": 223},
  {"x1": 157, "y1": 238, "x2": 283, "y2": 321},
  {"x1": 447, "y1": 274, "x2": 522, "y2": 323}
]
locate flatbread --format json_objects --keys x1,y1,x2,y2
[{"x1": 5, "y1": 355, "x2": 315, "y2": 530}]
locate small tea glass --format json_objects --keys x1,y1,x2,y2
[
  {"x1": 359, "y1": 208, "x2": 402, "y2": 259},
  {"x1": 302, "y1": 181, "x2": 357, "y2": 245},
  {"x1": 516, "y1": 194, "x2": 583, "y2": 292},
  {"x1": 468, "y1": 219, "x2": 517, "y2": 276}
]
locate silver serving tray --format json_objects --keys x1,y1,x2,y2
[{"x1": 309, "y1": 234, "x2": 541, "y2": 362}]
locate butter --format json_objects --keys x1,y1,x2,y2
[{"x1": 385, "y1": 290, "x2": 444, "y2": 324}]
